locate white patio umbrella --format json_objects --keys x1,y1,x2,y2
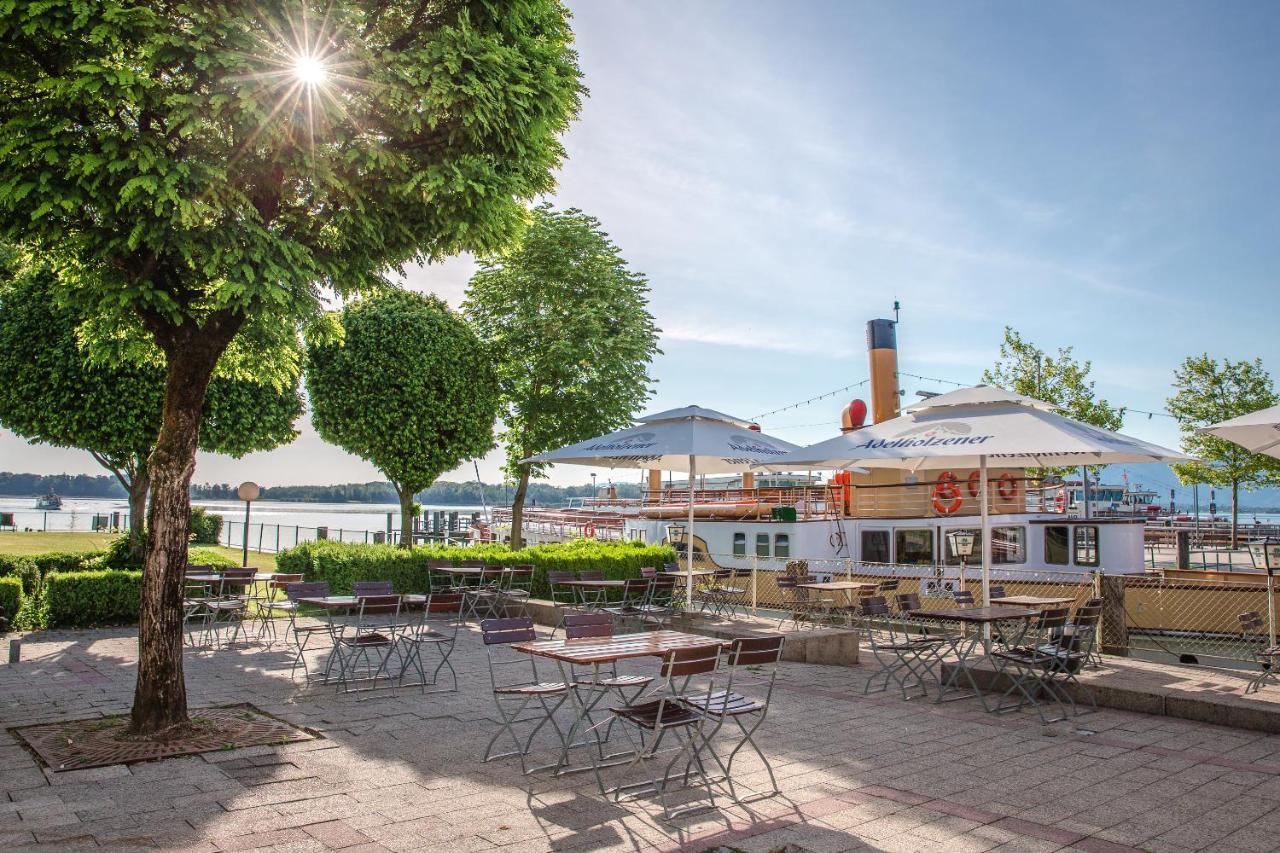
[
  {"x1": 524, "y1": 406, "x2": 804, "y2": 608},
  {"x1": 757, "y1": 385, "x2": 1191, "y2": 601},
  {"x1": 1199, "y1": 404, "x2": 1280, "y2": 459}
]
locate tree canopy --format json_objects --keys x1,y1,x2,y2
[
  {"x1": 464, "y1": 205, "x2": 659, "y2": 546},
  {"x1": 0, "y1": 0, "x2": 583, "y2": 734},
  {"x1": 1167, "y1": 354, "x2": 1280, "y2": 545},
  {"x1": 306, "y1": 290, "x2": 500, "y2": 543}
]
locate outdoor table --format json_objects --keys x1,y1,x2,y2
[
  {"x1": 909, "y1": 606, "x2": 1038, "y2": 711},
  {"x1": 512, "y1": 630, "x2": 730, "y2": 775},
  {"x1": 186, "y1": 573, "x2": 275, "y2": 585},
  {"x1": 798, "y1": 581, "x2": 878, "y2": 625},
  {"x1": 561, "y1": 578, "x2": 626, "y2": 607},
  {"x1": 296, "y1": 595, "x2": 428, "y2": 686},
  {"x1": 988, "y1": 595, "x2": 1075, "y2": 608}
]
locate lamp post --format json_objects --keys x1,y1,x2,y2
[
  {"x1": 237, "y1": 481, "x2": 260, "y2": 568},
  {"x1": 948, "y1": 530, "x2": 976, "y2": 592},
  {"x1": 1248, "y1": 537, "x2": 1280, "y2": 647}
]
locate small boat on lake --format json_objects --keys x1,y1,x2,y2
[{"x1": 35, "y1": 489, "x2": 62, "y2": 510}]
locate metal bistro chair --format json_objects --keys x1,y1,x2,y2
[
  {"x1": 987, "y1": 585, "x2": 1007, "y2": 602},
  {"x1": 463, "y1": 564, "x2": 505, "y2": 621},
  {"x1": 353, "y1": 580, "x2": 394, "y2": 597},
  {"x1": 548, "y1": 571, "x2": 581, "y2": 637},
  {"x1": 479, "y1": 617, "x2": 571, "y2": 775},
  {"x1": 1240, "y1": 611, "x2": 1280, "y2": 694},
  {"x1": 181, "y1": 565, "x2": 218, "y2": 646},
  {"x1": 325, "y1": 594, "x2": 405, "y2": 693},
  {"x1": 576, "y1": 570, "x2": 609, "y2": 610},
  {"x1": 561, "y1": 612, "x2": 654, "y2": 768},
  {"x1": 427, "y1": 559, "x2": 457, "y2": 593},
  {"x1": 638, "y1": 575, "x2": 679, "y2": 631},
  {"x1": 498, "y1": 564, "x2": 535, "y2": 618},
  {"x1": 281, "y1": 581, "x2": 332, "y2": 684},
  {"x1": 602, "y1": 577, "x2": 652, "y2": 622},
  {"x1": 1065, "y1": 597, "x2": 1105, "y2": 668},
  {"x1": 681, "y1": 635, "x2": 784, "y2": 804},
  {"x1": 594, "y1": 643, "x2": 724, "y2": 820},
  {"x1": 251, "y1": 572, "x2": 304, "y2": 642},
  {"x1": 399, "y1": 592, "x2": 465, "y2": 693},
  {"x1": 203, "y1": 567, "x2": 256, "y2": 647},
  {"x1": 858, "y1": 595, "x2": 945, "y2": 700},
  {"x1": 951, "y1": 589, "x2": 976, "y2": 608},
  {"x1": 640, "y1": 566, "x2": 658, "y2": 579},
  {"x1": 698, "y1": 569, "x2": 746, "y2": 619},
  {"x1": 991, "y1": 607, "x2": 1078, "y2": 723},
  {"x1": 776, "y1": 575, "x2": 832, "y2": 630}
]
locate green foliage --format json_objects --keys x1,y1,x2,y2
[
  {"x1": 0, "y1": 555, "x2": 40, "y2": 595},
  {"x1": 306, "y1": 291, "x2": 500, "y2": 538},
  {"x1": 88, "y1": 535, "x2": 236, "y2": 572},
  {"x1": 277, "y1": 539, "x2": 675, "y2": 599},
  {"x1": 464, "y1": 206, "x2": 660, "y2": 543},
  {"x1": 982, "y1": 327, "x2": 1125, "y2": 475},
  {"x1": 1167, "y1": 354, "x2": 1280, "y2": 542},
  {"x1": 189, "y1": 507, "x2": 224, "y2": 545},
  {"x1": 45, "y1": 571, "x2": 142, "y2": 628},
  {"x1": 0, "y1": 576, "x2": 22, "y2": 624}
]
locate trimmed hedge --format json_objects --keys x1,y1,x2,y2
[
  {"x1": 277, "y1": 539, "x2": 677, "y2": 599},
  {"x1": 45, "y1": 570, "x2": 142, "y2": 628},
  {"x1": 0, "y1": 576, "x2": 21, "y2": 625},
  {"x1": 190, "y1": 507, "x2": 224, "y2": 545},
  {"x1": 0, "y1": 555, "x2": 40, "y2": 595}
]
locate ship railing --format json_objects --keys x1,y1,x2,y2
[{"x1": 643, "y1": 486, "x2": 837, "y2": 519}]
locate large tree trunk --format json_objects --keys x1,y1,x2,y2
[
  {"x1": 130, "y1": 312, "x2": 242, "y2": 737},
  {"x1": 397, "y1": 484, "x2": 415, "y2": 548},
  {"x1": 510, "y1": 463, "x2": 531, "y2": 550},
  {"x1": 128, "y1": 454, "x2": 150, "y2": 562}
]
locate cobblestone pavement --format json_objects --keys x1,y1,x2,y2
[{"x1": 4, "y1": 623, "x2": 1280, "y2": 852}]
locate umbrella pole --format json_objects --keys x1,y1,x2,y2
[
  {"x1": 687, "y1": 454, "x2": 696, "y2": 613},
  {"x1": 980, "y1": 456, "x2": 992, "y2": 646}
]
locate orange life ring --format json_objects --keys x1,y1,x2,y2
[
  {"x1": 1054, "y1": 490, "x2": 1067, "y2": 512},
  {"x1": 966, "y1": 470, "x2": 981, "y2": 498},
  {"x1": 583, "y1": 521, "x2": 597, "y2": 539},
  {"x1": 932, "y1": 471, "x2": 963, "y2": 515},
  {"x1": 997, "y1": 472, "x2": 1017, "y2": 500}
]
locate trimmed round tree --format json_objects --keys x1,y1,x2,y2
[
  {"x1": 464, "y1": 205, "x2": 660, "y2": 547},
  {"x1": 307, "y1": 291, "x2": 499, "y2": 544},
  {"x1": 0, "y1": 257, "x2": 304, "y2": 558},
  {"x1": 0, "y1": 2, "x2": 581, "y2": 734}
]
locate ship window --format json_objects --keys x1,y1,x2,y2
[
  {"x1": 1045, "y1": 525, "x2": 1070, "y2": 565},
  {"x1": 1075, "y1": 525, "x2": 1100, "y2": 567},
  {"x1": 774, "y1": 533, "x2": 790, "y2": 558},
  {"x1": 861, "y1": 530, "x2": 890, "y2": 564},
  {"x1": 993, "y1": 526, "x2": 1027, "y2": 564},
  {"x1": 755, "y1": 533, "x2": 770, "y2": 557},
  {"x1": 732, "y1": 532, "x2": 746, "y2": 557},
  {"x1": 895, "y1": 528, "x2": 934, "y2": 566}
]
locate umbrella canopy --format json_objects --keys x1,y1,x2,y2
[
  {"x1": 760, "y1": 386, "x2": 1189, "y2": 472},
  {"x1": 525, "y1": 405, "x2": 801, "y2": 473},
  {"x1": 758, "y1": 385, "x2": 1190, "y2": 598},
  {"x1": 524, "y1": 406, "x2": 803, "y2": 609},
  {"x1": 1198, "y1": 404, "x2": 1280, "y2": 459}
]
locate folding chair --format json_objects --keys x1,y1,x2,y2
[
  {"x1": 560, "y1": 613, "x2": 653, "y2": 769},
  {"x1": 427, "y1": 559, "x2": 457, "y2": 593},
  {"x1": 548, "y1": 571, "x2": 581, "y2": 637},
  {"x1": 463, "y1": 564, "x2": 504, "y2": 621},
  {"x1": 858, "y1": 596, "x2": 944, "y2": 700},
  {"x1": 399, "y1": 592, "x2": 464, "y2": 692},
  {"x1": 987, "y1": 585, "x2": 1007, "y2": 602},
  {"x1": 681, "y1": 635, "x2": 784, "y2": 804},
  {"x1": 991, "y1": 607, "x2": 1077, "y2": 723},
  {"x1": 204, "y1": 567, "x2": 255, "y2": 647},
  {"x1": 480, "y1": 617, "x2": 571, "y2": 774},
  {"x1": 776, "y1": 575, "x2": 831, "y2": 630},
  {"x1": 638, "y1": 575, "x2": 679, "y2": 630},
  {"x1": 181, "y1": 566, "x2": 217, "y2": 647},
  {"x1": 640, "y1": 566, "x2": 658, "y2": 579},
  {"x1": 698, "y1": 569, "x2": 746, "y2": 619},
  {"x1": 353, "y1": 580, "x2": 394, "y2": 597},
  {"x1": 602, "y1": 578, "x2": 652, "y2": 622},
  {"x1": 576, "y1": 570, "x2": 609, "y2": 610},
  {"x1": 1066, "y1": 597, "x2": 1104, "y2": 668},
  {"x1": 498, "y1": 564, "x2": 535, "y2": 618},
  {"x1": 281, "y1": 581, "x2": 332, "y2": 683},
  {"x1": 1240, "y1": 611, "x2": 1280, "y2": 694},
  {"x1": 325, "y1": 594, "x2": 404, "y2": 693},
  {"x1": 250, "y1": 572, "x2": 304, "y2": 642},
  {"x1": 951, "y1": 589, "x2": 976, "y2": 608},
  {"x1": 594, "y1": 643, "x2": 723, "y2": 820}
]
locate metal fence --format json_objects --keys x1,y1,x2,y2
[
  {"x1": 0, "y1": 509, "x2": 132, "y2": 533},
  {"x1": 220, "y1": 516, "x2": 485, "y2": 554}
]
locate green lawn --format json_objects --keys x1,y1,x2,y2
[{"x1": 0, "y1": 531, "x2": 276, "y2": 570}]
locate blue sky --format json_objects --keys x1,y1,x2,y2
[{"x1": 3, "y1": 1, "x2": 1278, "y2": 490}]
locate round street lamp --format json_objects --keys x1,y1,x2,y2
[
  {"x1": 237, "y1": 481, "x2": 260, "y2": 568},
  {"x1": 948, "y1": 529, "x2": 977, "y2": 591}
]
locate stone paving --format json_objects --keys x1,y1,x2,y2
[{"x1": 4, "y1": 623, "x2": 1280, "y2": 852}]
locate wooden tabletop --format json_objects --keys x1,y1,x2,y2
[
  {"x1": 185, "y1": 573, "x2": 274, "y2": 584},
  {"x1": 798, "y1": 581, "x2": 878, "y2": 592},
  {"x1": 297, "y1": 594, "x2": 428, "y2": 609},
  {"x1": 560, "y1": 579, "x2": 626, "y2": 588},
  {"x1": 910, "y1": 606, "x2": 1039, "y2": 624},
  {"x1": 435, "y1": 566, "x2": 505, "y2": 575},
  {"x1": 513, "y1": 630, "x2": 728, "y2": 665},
  {"x1": 663, "y1": 570, "x2": 716, "y2": 578},
  {"x1": 989, "y1": 595, "x2": 1075, "y2": 607}
]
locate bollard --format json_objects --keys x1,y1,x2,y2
[{"x1": 8, "y1": 638, "x2": 21, "y2": 664}]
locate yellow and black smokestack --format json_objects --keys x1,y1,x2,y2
[{"x1": 866, "y1": 319, "x2": 900, "y2": 424}]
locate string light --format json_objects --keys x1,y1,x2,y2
[{"x1": 752, "y1": 379, "x2": 868, "y2": 420}]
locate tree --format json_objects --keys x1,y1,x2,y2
[
  {"x1": 982, "y1": 327, "x2": 1126, "y2": 477},
  {"x1": 0, "y1": 1, "x2": 582, "y2": 735},
  {"x1": 307, "y1": 291, "x2": 499, "y2": 543},
  {"x1": 464, "y1": 206, "x2": 659, "y2": 547},
  {"x1": 0, "y1": 255, "x2": 303, "y2": 559},
  {"x1": 1167, "y1": 355, "x2": 1280, "y2": 547}
]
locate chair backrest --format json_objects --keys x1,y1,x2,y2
[
  {"x1": 271, "y1": 573, "x2": 304, "y2": 591},
  {"x1": 619, "y1": 577, "x2": 650, "y2": 603},
  {"x1": 459, "y1": 559, "x2": 485, "y2": 568},
  {"x1": 353, "y1": 580, "x2": 394, "y2": 597},
  {"x1": 895, "y1": 592, "x2": 922, "y2": 614},
  {"x1": 224, "y1": 567, "x2": 255, "y2": 580},
  {"x1": 480, "y1": 617, "x2": 537, "y2": 645},
  {"x1": 426, "y1": 559, "x2": 453, "y2": 569},
  {"x1": 1079, "y1": 597, "x2": 1104, "y2": 611},
  {"x1": 286, "y1": 581, "x2": 329, "y2": 601},
  {"x1": 1035, "y1": 607, "x2": 1070, "y2": 631},
  {"x1": 728, "y1": 635, "x2": 784, "y2": 667},
  {"x1": 426, "y1": 592, "x2": 465, "y2": 615},
  {"x1": 1241, "y1": 610, "x2": 1265, "y2": 634},
  {"x1": 776, "y1": 576, "x2": 797, "y2": 590},
  {"x1": 661, "y1": 643, "x2": 722, "y2": 678},
  {"x1": 647, "y1": 575, "x2": 677, "y2": 606},
  {"x1": 878, "y1": 579, "x2": 900, "y2": 594},
  {"x1": 662, "y1": 562, "x2": 680, "y2": 573},
  {"x1": 951, "y1": 589, "x2": 975, "y2": 606},
  {"x1": 356, "y1": 594, "x2": 402, "y2": 617},
  {"x1": 987, "y1": 585, "x2": 1007, "y2": 600},
  {"x1": 185, "y1": 564, "x2": 217, "y2": 576},
  {"x1": 639, "y1": 566, "x2": 657, "y2": 578},
  {"x1": 859, "y1": 595, "x2": 890, "y2": 617},
  {"x1": 564, "y1": 611, "x2": 612, "y2": 640},
  {"x1": 579, "y1": 570, "x2": 604, "y2": 581}
]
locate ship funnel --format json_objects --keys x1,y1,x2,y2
[{"x1": 866, "y1": 319, "x2": 900, "y2": 424}]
